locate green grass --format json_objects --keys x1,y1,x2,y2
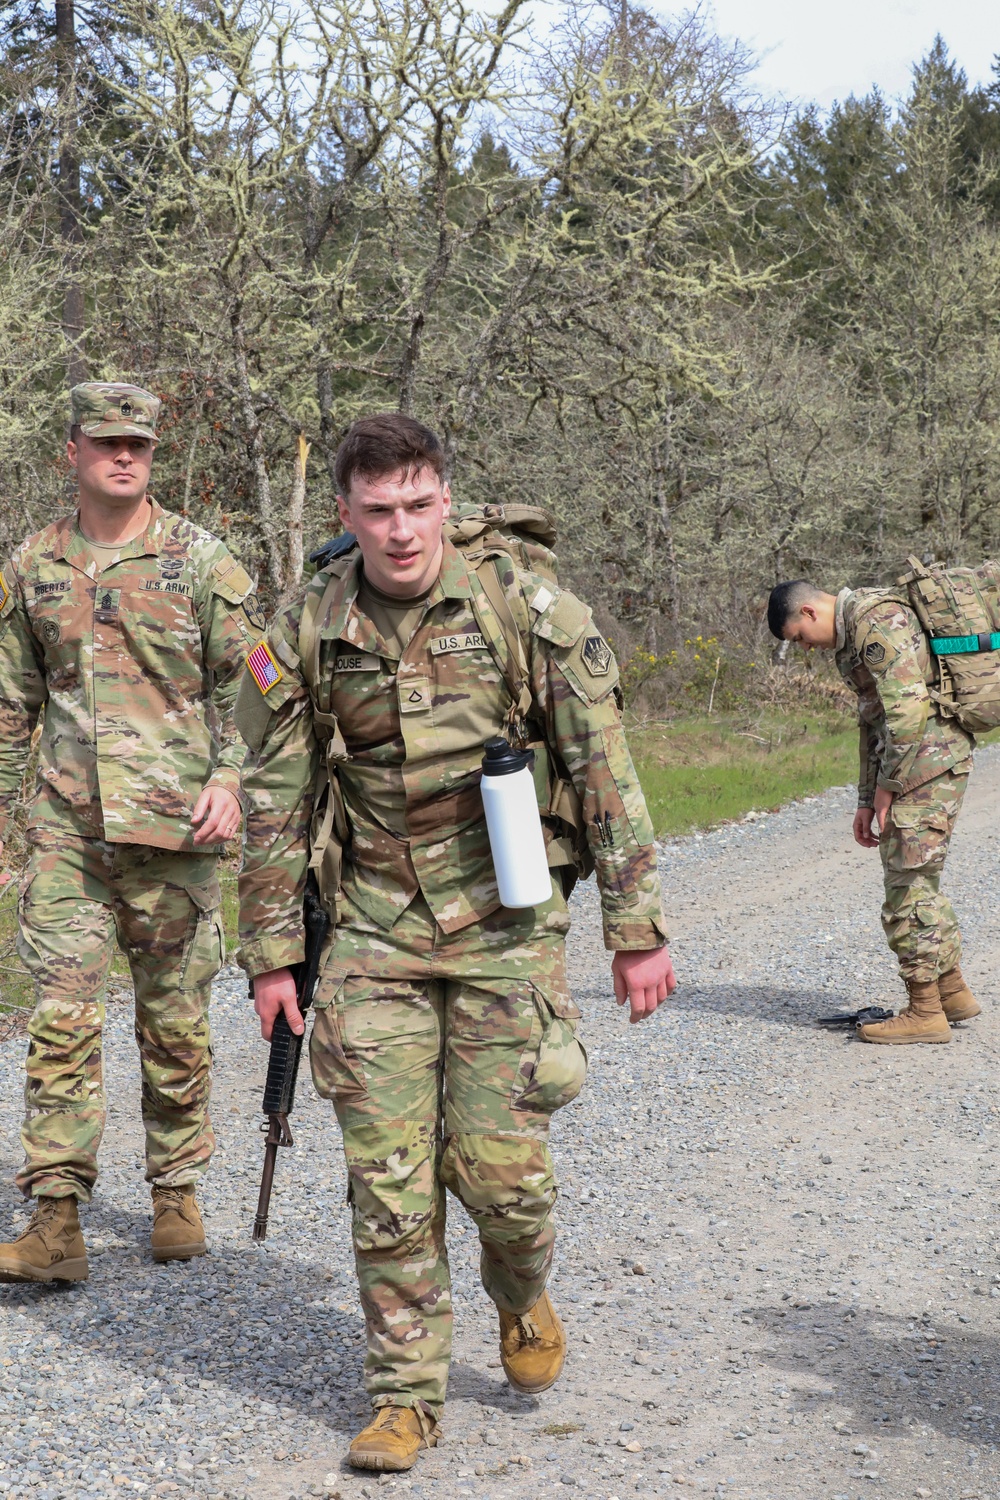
[{"x1": 630, "y1": 711, "x2": 858, "y2": 838}]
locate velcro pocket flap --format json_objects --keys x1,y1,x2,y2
[
  {"x1": 212, "y1": 566, "x2": 255, "y2": 605},
  {"x1": 530, "y1": 589, "x2": 590, "y2": 647}
]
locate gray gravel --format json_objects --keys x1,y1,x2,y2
[{"x1": 2, "y1": 750, "x2": 1000, "y2": 1499}]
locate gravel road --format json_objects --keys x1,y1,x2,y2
[{"x1": 2, "y1": 752, "x2": 1000, "y2": 1500}]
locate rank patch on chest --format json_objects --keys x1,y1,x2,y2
[
  {"x1": 246, "y1": 639, "x2": 283, "y2": 695},
  {"x1": 582, "y1": 634, "x2": 613, "y2": 676},
  {"x1": 865, "y1": 641, "x2": 886, "y2": 665},
  {"x1": 430, "y1": 632, "x2": 488, "y2": 655},
  {"x1": 94, "y1": 587, "x2": 121, "y2": 623},
  {"x1": 399, "y1": 677, "x2": 431, "y2": 713},
  {"x1": 336, "y1": 651, "x2": 381, "y2": 672}
]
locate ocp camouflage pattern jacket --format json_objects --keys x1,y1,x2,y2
[
  {"x1": 236, "y1": 539, "x2": 667, "y2": 976},
  {"x1": 0, "y1": 501, "x2": 261, "y2": 850},
  {"x1": 834, "y1": 587, "x2": 973, "y2": 807}
]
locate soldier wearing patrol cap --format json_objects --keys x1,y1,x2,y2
[
  {"x1": 0, "y1": 381, "x2": 266, "y2": 1281},
  {"x1": 236, "y1": 413, "x2": 675, "y2": 1474}
]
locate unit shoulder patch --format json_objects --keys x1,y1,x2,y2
[
  {"x1": 865, "y1": 641, "x2": 886, "y2": 666},
  {"x1": 582, "y1": 634, "x2": 613, "y2": 676},
  {"x1": 246, "y1": 639, "x2": 284, "y2": 695}
]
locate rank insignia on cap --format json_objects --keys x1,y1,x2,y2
[
  {"x1": 246, "y1": 639, "x2": 283, "y2": 695},
  {"x1": 582, "y1": 634, "x2": 612, "y2": 676},
  {"x1": 119, "y1": 398, "x2": 133, "y2": 417}
]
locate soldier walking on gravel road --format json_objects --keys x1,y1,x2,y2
[
  {"x1": 0, "y1": 382, "x2": 263, "y2": 1281},
  {"x1": 236, "y1": 414, "x2": 675, "y2": 1474},
  {"x1": 768, "y1": 579, "x2": 979, "y2": 1044}
]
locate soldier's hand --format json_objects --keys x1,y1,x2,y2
[
  {"x1": 253, "y1": 967, "x2": 304, "y2": 1041},
  {"x1": 853, "y1": 807, "x2": 879, "y2": 848},
  {"x1": 192, "y1": 785, "x2": 242, "y2": 846},
  {"x1": 873, "y1": 785, "x2": 893, "y2": 833},
  {"x1": 612, "y1": 946, "x2": 676, "y2": 1024}
]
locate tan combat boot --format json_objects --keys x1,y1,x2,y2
[
  {"x1": 858, "y1": 979, "x2": 951, "y2": 1044},
  {"x1": 499, "y1": 1289, "x2": 566, "y2": 1393},
  {"x1": 938, "y1": 965, "x2": 981, "y2": 1022},
  {"x1": 150, "y1": 1186, "x2": 206, "y2": 1262},
  {"x1": 348, "y1": 1405, "x2": 438, "y2": 1472},
  {"x1": 0, "y1": 1196, "x2": 88, "y2": 1283}
]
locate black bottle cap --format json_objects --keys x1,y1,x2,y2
[{"x1": 482, "y1": 735, "x2": 535, "y2": 776}]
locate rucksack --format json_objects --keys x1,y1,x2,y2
[
  {"x1": 300, "y1": 503, "x2": 595, "y2": 913},
  {"x1": 896, "y1": 555, "x2": 1000, "y2": 733}
]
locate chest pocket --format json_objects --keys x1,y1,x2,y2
[
  {"x1": 25, "y1": 578, "x2": 73, "y2": 651},
  {"x1": 326, "y1": 642, "x2": 395, "y2": 738}
]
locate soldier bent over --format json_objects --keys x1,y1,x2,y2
[
  {"x1": 0, "y1": 383, "x2": 263, "y2": 1280},
  {"x1": 236, "y1": 414, "x2": 674, "y2": 1472},
  {"x1": 768, "y1": 579, "x2": 978, "y2": 1043}
]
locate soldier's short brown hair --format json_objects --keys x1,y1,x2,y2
[{"x1": 334, "y1": 413, "x2": 445, "y2": 497}]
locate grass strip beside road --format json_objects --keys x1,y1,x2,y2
[{"x1": 630, "y1": 711, "x2": 858, "y2": 838}]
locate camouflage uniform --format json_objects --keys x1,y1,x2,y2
[
  {"x1": 0, "y1": 383, "x2": 262, "y2": 1202},
  {"x1": 237, "y1": 538, "x2": 666, "y2": 1418},
  {"x1": 834, "y1": 587, "x2": 973, "y2": 982}
]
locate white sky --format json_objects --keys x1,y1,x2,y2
[{"x1": 705, "y1": 0, "x2": 998, "y2": 111}]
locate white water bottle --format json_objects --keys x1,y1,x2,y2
[{"x1": 480, "y1": 736, "x2": 553, "y2": 908}]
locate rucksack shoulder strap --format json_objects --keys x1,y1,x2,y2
[
  {"x1": 298, "y1": 562, "x2": 353, "y2": 756},
  {"x1": 468, "y1": 554, "x2": 534, "y2": 733}
]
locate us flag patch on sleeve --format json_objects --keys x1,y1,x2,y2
[{"x1": 246, "y1": 639, "x2": 283, "y2": 694}]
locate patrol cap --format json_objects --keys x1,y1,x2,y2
[{"x1": 70, "y1": 382, "x2": 160, "y2": 441}]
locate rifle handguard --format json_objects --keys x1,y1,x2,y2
[{"x1": 261, "y1": 1010, "x2": 305, "y2": 1116}]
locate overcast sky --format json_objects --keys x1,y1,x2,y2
[{"x1": 706, "y1": 0, "x2": 998, "y2": 110}]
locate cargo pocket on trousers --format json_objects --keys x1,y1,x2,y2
[
  {"x1": 884, "y1": 802, "x2": 952, "y2": 872},
  {"x1": 179, "y1": 881, "x2": 225, "y2": 990},
  {"x1": 512, "y1": 985, "x2": 588, "y2": 1114},
  {"x1": 309, "y1": 986, "x2": 368, "y2": 1105}
]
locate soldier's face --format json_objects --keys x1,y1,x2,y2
[
  {"x1": 68, "y1": 433, "x2": 154, "y2": 509},
  {"x1": 338, "y1": 466, "x2": 451, "y2": 598},
  {"x1": 783, "y1": 600, "x2": 836, "y2": 650}
]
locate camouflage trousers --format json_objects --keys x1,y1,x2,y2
[
  {"x1": 15, "y1": 832, "x2": 224, "y2": 1202},
  {"x1": 309, "y1": 885, "x2": 586, "y2": 1419},
  {"x1": 879, "y1": 765, "x2": 969, "y2": 984}
]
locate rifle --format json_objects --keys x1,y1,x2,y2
[
  {"x1": 251, "y1": 874, "x2": 330, "y2": 1242},
  {"x1": 816, "y1": 1005, "x2": 894, "y2": 1030}
]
